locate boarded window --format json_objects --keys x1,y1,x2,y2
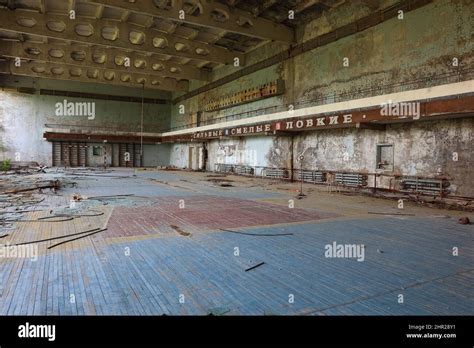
[{"x1": 376, "y1": 144, "x2": 393, "y2": 171}]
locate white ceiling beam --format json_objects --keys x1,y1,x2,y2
[
  {"x1": 0, "y1": 59, "x2": 189, "y2": 91},
  {"x1": 0, "y1": 9, "x2": 243, "y2": 65},
  {"x1": 85, "y1": 0, "x2": 295, "y2": 43},
  {"x1": 0, "y1": 41, "x2": 210, "y2": 81}
]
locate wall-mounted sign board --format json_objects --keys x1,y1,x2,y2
[{"x1": 204, "y1": 80, "x2": 285, "y2": 112}]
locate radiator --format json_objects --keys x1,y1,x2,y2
[
  {"x1": 400, "y1": 178, "x2": 449, "y2": 195},
  {"x1": 216, "y1": 164, "x2": 234, "y2": 173},
  {"x1": 263, "y1": 168, "x2": 289, "y2": 179},
  {"x1": 335, "y1": 173, "x2": 368, "y2": 187},
  {"x1": 296, "y1": 170, "x2": 326, "y2": 183},
  {"x1": 234, "y1": 165, "x2": 254, "y2": 176}
]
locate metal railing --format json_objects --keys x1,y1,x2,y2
[
  {"x1": 44, "y1": 123, "x2": 165, "y2": 133},
  {"x1": 166, "y1": 69, "x2": 473, "y2": 133}
]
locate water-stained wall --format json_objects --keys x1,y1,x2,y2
[{"x1": 196, "y1": 117, "x2": 473, "y2": 196}]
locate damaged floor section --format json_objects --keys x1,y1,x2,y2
[{"x1": 0, "y1": 168, "x2": 473, "y2": 315}]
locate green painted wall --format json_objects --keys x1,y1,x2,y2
[{"x1": 0, "y1": 76, "x2": 171, "y2": 164}]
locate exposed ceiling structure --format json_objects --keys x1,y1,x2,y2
[{"x1": 0, "y1": 0, "x2": 347, "y2": 92}]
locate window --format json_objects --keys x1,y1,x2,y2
[
  {"x1": 93, "y1": 146, "x2": 102, "y2": 156},
  {"x1": 376, "y1": 144, "x2": 394, "y2": 171}
]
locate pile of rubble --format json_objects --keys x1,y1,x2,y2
[{"x1": 0, "y1": 167, "x2": 76, "y2": 235}]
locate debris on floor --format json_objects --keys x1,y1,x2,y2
[
  {"x1": 245, "y1": 261, "x2": 265, "y2": 272},
  {"x1": 219, "y1": 183, "x2": 234, "y2": 187},
  {"x1": 73, "y1": 193, "x2": 83, "y2": 201},
  {"x1": 207, "y1": 307, "x2": 231, "y2": 316},
  {"x1": 206, "y1": 178, "x2": 234, "y2": 183},
  {"x1": 367, "y1": 212, "x2": 415, "y2": 216},
  {"x1": 1, "y1": 179, "x2": 61, "y2": 194},
  {"x1": 47, "y1": 228, "x2": 107, "y2": 249},
  {"x1": 86, "y1": 194, "x2": 135, "y2": 201},
  {"x1": 220, "y1": 228, "x2": 293, "y2": 237},
  {"x1": 170, "y1": 225, "x2": 192, "y2": 237},
  {"x1": 162, "y1": 165, "x2": 180, "y2": 171},
  {"x1": 1, "y1": 168, "x2": 473, "y2": 316},
  {"x1": 14, "y1": 227, "x2": 105, "y2": 246},
  {"x1": 206, "y1": 177, "x2": 235, "y2": 187}
]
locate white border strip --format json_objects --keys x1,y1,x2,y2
[{"x1": 43, "y1": 128, "x2": 161, "y2": 137}]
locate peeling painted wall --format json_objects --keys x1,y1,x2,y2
[
  {"x1": 144, "y1": 144, "x2": 171, "y2": 167},
  {"x1": 207, "y1": 136, "x2": 280, "y2": 173},
  {"x1": 191, "y1": 117, "x2": 473, "y2": 196},
  {"x1": 0, "y1": 91, "x2": 51, "y2": 164},
  {"x1": 169, "y1": 143, "x2": 187, "y2": 169},
  {"x1": 170, "y1": 0, "x2": 473, "y2": 129},
  {"x1": 292, "y1": 0, "x2": 473, "y2": 104},
  {"x1": 292, "y1": 118, "x2": 473, "y2": 193}
]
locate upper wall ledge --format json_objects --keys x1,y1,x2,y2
[{"x1": 162, "y1": 80, "x2": 474, "y2": 137}]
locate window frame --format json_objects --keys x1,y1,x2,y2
[
  {"x1": 376, "y1": 143, "x2": 394, "y2": 172},
  {"x1": 92, "y1": 146, "x2": 102, "y2": 156}
]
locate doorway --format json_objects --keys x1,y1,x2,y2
[{"x1": 188, "y1": 147, "x2": 193, "y2": 169}]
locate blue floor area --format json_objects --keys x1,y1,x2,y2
[
  {"x1": 2, "y1": 216, "x2": 472, "y2": 315},
  {"x1": 60, "y1": 171, "x2": 285, "y2": 200}
]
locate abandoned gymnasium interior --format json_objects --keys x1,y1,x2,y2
[{"x1": 0, "y1": 0, "x2": 473, "y2": 331}]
